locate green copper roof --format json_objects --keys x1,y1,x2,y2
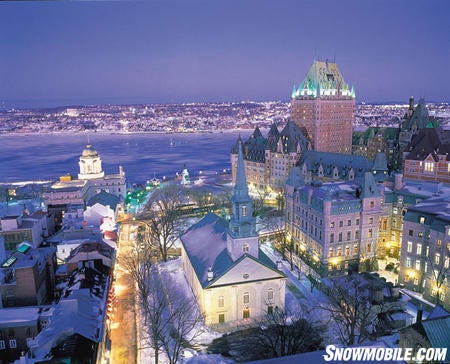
[{"x1": 291, "y1": 60, "x2": 355, "y2": 99}]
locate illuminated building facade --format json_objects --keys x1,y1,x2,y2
[
  {"x1": 398, "y1": 198, "x2": 450, "y2": 311},
  {"x1": 403, "y1": 128, "x2": 450, "y2": 184},
  {"x1": 44, "y1": 144, "x2": 125, "y2": 229},
  {"x1": 231, "y1": 121, "x2": 310, "y2": 197},
  {"x1": 285, "y1": 171, "x2": 382, "y2": 276},
  {"x1": 291, "y1": 60, "x2": 355, "y2": 154}
]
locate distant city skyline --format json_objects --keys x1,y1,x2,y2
[{"x1": 1, "y1": 0, "x2": 449, "y2": 108}]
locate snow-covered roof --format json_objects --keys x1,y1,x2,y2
[
  {"x1": 181, "y1": 213, "x2": 232, "y2": 288},
  {"x1": 181, "y1": 212, "x2": 282, "y2": 288}
]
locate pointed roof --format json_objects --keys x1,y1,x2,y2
[
  {"x1": 372, "y1": 152, "x2": 388, "y2": 172},
  {"x1": 233, "y1": 140, "x2": 250, "y2": 203},
  {"x1": 359, "y1": 172, "x2": 381, "y2": 198},
  {"x1": 405, "y1": 128, "x2": 450, "y2": 162},
  {"x1": 279, "y1": 119, "x2": 310, "y2": 153},
  {"x1": 231, "y1": 135, "x2": 242, "y2": 154},
  {"x1": 292, "y1": 60, "x2": 353, "y2": 99}
]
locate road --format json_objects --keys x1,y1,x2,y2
[{"x1": 109, "y1": 222, "x2": 138, "y2": 364}]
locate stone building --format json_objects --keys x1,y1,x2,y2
[
  {"x1": 230, "y1": 120, "x2": 310, "y2": 197},
  {"x1": 291, "y1": 60, "x2": 355, "y2": 154}
]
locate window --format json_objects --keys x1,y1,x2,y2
[
  {"x1": 370, "y1": 200, "x2": 374, "y2": 208},
  {"x1": 242, "y1": 205, "x2": 247, "y2": 217},
  {"x1": 419, "y1": 216, "x2": 425, "y2": 224},
  {"x1": 415, "y1": 260, "x2": 421, "y2": 271},
  {"x1": 368, "y1": 229, "x2": 373, "y2": 238},
  {"x1": 328, "y1": 248, "x2": 333, "y2": 258},
  {"x1": 437, "y1": 239, "x2": 442, "y2": 246},
  {"x1": 243, "y1": 308, "x2": 250, "y2": 319},
  {"x1": 414, "y1": 277, "x2": 419, "y2": 285},
  {"x1": 345, "y1": 245, "x2": 350, "y2": 256},
  {"x1": 267, "y1": 305, "x2": 274, "y2": 315},
  {"x1": 219, "y1": 314, "x2": 225, "y2": 323},
  {"x1": 424, "y1": 162, "x2": 434, "y2": 172},
  {"x1": 339, "y1": 221, "x2": 343, "y2": 228},
  {"x1": 406, "y1": 257, "x2": 411, "y2": 268},
  {"x1": 330, "y1": 222, "x2": 335, "y2": 228},
  {"x1": 407, "y1": 241, "x2": 413, "y2": 253},
  {"x1": 353, "y1": 245, "x2": 358, "y2": 254},
  {"x1": 417, "y1": 244, "x2": 422, "y2": 255},
  {"x1": 435, "y1": 253, "x2": 440, "y2": 265},
  {"x1": 369, "y1": 217, "x2": 373, "y2": 224},
  {"x1": 268, "y1": 288, "x2": 274, "y2": 300},
  {"x1": 445, "y1": 257, "x2": 449, "y2": 269},
  {"x1": 347, "y1": 220, "x2": 351, "y2": 226},
  {"x1": 330, "y1": 233, "x2": 334, "y2": 243},
  {"x1": 0, "y1": 341, "x2": 4, "y2": 350},
  {"x1": 243, "y1": 244, "x2": 249, "y2": 253},
  {"x1": 424, "y1": 262, "x2": 428, "y2": 272},
  {"x1": 347, "y1": 231, "x2": 351, "y2": 241},
  {"x1": 338, "y1": 232, "x2": 342, "y2": 242},
  {"x1": 367, "y1": 243, "x2": 372, "y2": 253},
  {"x1": 9, "y1": 339, "x2": 16, "y2": 349},
  {"x1": 243, "y1": 292, "x2": 249, "y2": 304},
  {"x1": 356, "y1": 219, "x2": 360, "y2": 225},
  {"x1": 408, "y1": 230, "x2": 413, "y2": 237},
  {"x1": 355, "y1": 231, "x2": 360, "y2": 239},
  {"x1": 218, "y1": 296, "x2": 224, "y2": 308}
]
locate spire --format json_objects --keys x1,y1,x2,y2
[{"x1": 233, "y1": 140, "x2": 250, "y2": 202}]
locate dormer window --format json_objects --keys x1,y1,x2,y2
[{"x1": 243, "y1": 243, "x2": 249, "y2": 253}]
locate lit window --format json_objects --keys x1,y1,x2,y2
[
  {"x1": 9, "y1": 339, "x2": 16, "y2": 349},
  {"x1": 424, "y1": 162, "x2": 434, "y2": 172},
  {"x1": 435, "y1": 253, "x2": 440, "y2": 265},
  {"x1": 243, "y1": 243, "x2": 249, "y2": 253},
  {"x1": 369, "y1": 217, "x2": 373, "y2": 224},
  {"x1": 415, "y1": 260, "x2": 421, "y2": 271},
  {"x1": 407, "y1": 241, "x2": 412, "y2": 253},
  {"x1": 0, "y1": 340, "x2": 4, "y2": 350},
  {"x1": 242, "y1": 205, "x2": 247, "y2": 217},
  {"x1": 417, "y1": 244, "x2": 422, "y2": 255},
  {"x1": 419, "y1": 216, "x2": 425, "y2": 224},
  {"x1": 406, "y1": 257, "x2": 411, "y2": 268},
  {"x1": 368, "y1": 229, "x2": 373, "y2": 238}
]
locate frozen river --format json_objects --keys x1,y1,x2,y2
[{"x1": 0, "y1": 131, "x2": 252, "y2": 184}]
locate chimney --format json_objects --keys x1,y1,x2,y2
[
  {"x1": 207, "y1": 267, "x2": 214, "y2": 281},
  {"x1": 416, "y1": 308, "x2": 423, "y2": 323}
]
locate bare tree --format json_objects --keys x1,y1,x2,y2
[
  {"x1": 137, "y1": 185, "x2": 186, "y2": 262},
  {"x1": 252, "y1": 307, "x2": 323, "y2": 359},
  {"x1": 427, "y1": 253, "x2": 449, "y2": 306},
  {"x1": 158, "y1": 271, "x2": 205, "y2": 364},
  {"x1": 119, "y1": 237, "x2": 165, "y2": 363},
  {"x1": 320, "y1": 273, "x2": 373, "y2": 346}
]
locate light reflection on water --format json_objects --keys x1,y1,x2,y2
[{"x1": 0, "y1": 131, "x2": 252, "y2": 184}]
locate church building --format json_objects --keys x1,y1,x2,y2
[{"x1": 181, "y1": 141, "x2": 286, "y2": 326}]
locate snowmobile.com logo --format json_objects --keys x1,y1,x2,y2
[{"x1": 323, "y1": 345, "x2": 447, "y2": 362}]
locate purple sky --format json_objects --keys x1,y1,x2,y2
[{"x1": 1, "y1": 0, "x2": 449, "y2": 108}]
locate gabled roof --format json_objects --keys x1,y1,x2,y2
[
  {"x1": 66, "y1": 240, "x2": 115, "y2": 262},
  {"x1": 181, "y1": 212, "x2": 284, "y2": 289},
  {"x1": 181, "y1": 213, "x2": 232, "y2": 288},
  {"x1": 276, "y1": 120, "x2": 310, "y2": 154},
  {"x1": 87, "y1": 191, "x2": 119, "y2": 210},
  {"x1": 405, "y1": 128, "x2": 450, "y2": 161}
]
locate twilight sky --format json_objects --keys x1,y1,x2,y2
[{"x1": 1, "y1": 0, "x2": 449, "y2": 108}]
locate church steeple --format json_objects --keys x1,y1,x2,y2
[
  {"x1": 233, "y1": 140, "x2": 251, "y2": 204},
  {"x1": 227, "y1": 140, "x2": 258, "y2": 261}
]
